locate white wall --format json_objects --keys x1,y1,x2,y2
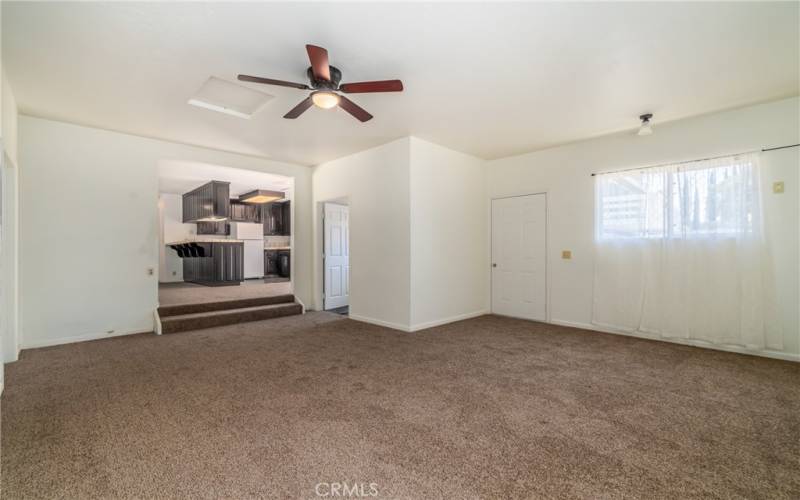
[
  {"x1": 409, "y1": 138, "x2": 488, "y2": 330},
  {"x1": 158, "y1": 193, "x2": 196, "y2": 283},
  {"x1": 1, "y1": 73, "x2": 18, "y2": 167},
  {"x1": 312, "y1": 138, "x2": 411, "y2": 329},
  {"x1": 487, "y1": 96, "x2": 800, "y2": 359},
  {"x1": 760, "y1": 145, "x2": 800, "y2": 355},
  {"x1": 312, "y1": 137, "x2": 488, "y2": 332},
  {"x1": 2, "y1": 153, "x2": 18, "y2": 364},
  {"x1": 19, "y1": 116, "x2": 313, "y2": 348},
  {"x1": 1, "y1": 61, "x2": 21, "y2": 371}
]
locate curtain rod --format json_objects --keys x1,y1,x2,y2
[{"x1": 590, "y1": 143, "x2": 799, "y2": 177}]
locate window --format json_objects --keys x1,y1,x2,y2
[{"x1": 595, "y1": 153, "x2": 760, "y2": 240}]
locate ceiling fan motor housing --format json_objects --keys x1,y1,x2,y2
[
  {"x1": 237, "y1": 44, "x2": 401, "y2": 122},
  {"x1": 307, "y1": 66, "x2": 342, "y2": 89}
]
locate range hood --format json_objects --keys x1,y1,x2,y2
[
  {"x1": 238, "y1": 189, "x2": 284, "y2": 204},
  {"x1": 182, "y1": 180, "x2": 230, "y2": 223}
]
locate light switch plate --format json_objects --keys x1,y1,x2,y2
[
  {"x1": 562, "y1": 250, "x2": 572, "y2": 260},
  {"x1": 773, "y1": 181, "x2": 785, "y2": 194}
]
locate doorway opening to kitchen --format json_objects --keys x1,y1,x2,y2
[{"x1": 156, "y1": 160, "x2": 294, "y2": 308}]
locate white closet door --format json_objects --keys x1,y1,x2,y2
[
  {"x1": 491, "y1": 194, "x2": 547, "y2": 321},
  {"x1": 324, "y1": 203, "x2": 349, "y2": 309}
]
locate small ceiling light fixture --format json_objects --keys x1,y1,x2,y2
[
  {"x1": 239, "y1": 189, "x2": 285, "y2": 204},
  {"x1": 311, "y1": 90, "x2": 341, "y2": 109},
  {"x1": 637, "y1": 113, "x2": 654, "y2": 136}
]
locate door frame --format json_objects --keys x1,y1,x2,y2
[
  {"x1": 320, "y1": 199, "x2": 350, "y2": 312},
  {"x1": 489, "y1": 192, "x2": 550, "y2": 323}
]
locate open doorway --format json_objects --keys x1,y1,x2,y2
[
  {"x1": 157, "y1": 160, "x2": 295, "y2": 307},
  {"x1": 323, "y1": 202, "x2": 349, "y2": 315}
]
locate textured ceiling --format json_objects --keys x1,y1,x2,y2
[{"x1": 4, "y1": 2, "x2": 798, "y2": 165}]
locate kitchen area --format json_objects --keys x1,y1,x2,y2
[{"x1": 157, "y1": 162, "x2": 295, "y2": 305}]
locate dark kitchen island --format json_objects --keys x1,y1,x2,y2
[{"x1": 167, "y1": 239, "x2": 244, "y2": 286}]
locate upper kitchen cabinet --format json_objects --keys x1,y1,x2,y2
[
  {"x1": 229, "y1": 200, "x2": 261, "y2": 223},
  {"x1": 262, "y1": 200, "x2": 291, "y2": 236},
  {"x1": 182, "y1": 181, "x2": 230, "y2": 223},
  {"x1": 282, "y1": 201, "x2": 291, "y2": 236}
]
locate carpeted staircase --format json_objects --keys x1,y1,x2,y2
[{"x1": 157, "y1": 294, "x2": 302, "y2": 334}]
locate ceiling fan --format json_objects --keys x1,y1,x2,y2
[{"x1": 238, "y1": 44, "x2": 403, "y2": 122}]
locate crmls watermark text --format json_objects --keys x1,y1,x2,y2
[{"x1": 315, "y1": 482, "x2": 379, "y2": 497}]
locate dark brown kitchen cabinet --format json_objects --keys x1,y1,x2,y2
[
  {"x1": 176, "y1": 241, "x2": 243, "y2": 286},
  {"x1": 182, "y1": 181, "x2": 230, "y2": 222},
  {"x1": 262, "y1": 201, "x2": 291, "y2": 236},
  {"x1": 261, "y1": 203, "x2": 278, "y2": 235},
  {"x1": 229, "y1": 200, "x2": 261, "y2": 222},
  {"x1": 282, "y1": 201, "x2": 291, "y2": 236}
]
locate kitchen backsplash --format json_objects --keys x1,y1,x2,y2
[{"x1": 264, "y1": 236, "x2": 290, "y2": 248}]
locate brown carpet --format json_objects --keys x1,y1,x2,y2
[{"x1": 2, "y1": 313, "x2": 799, "y2": 499}]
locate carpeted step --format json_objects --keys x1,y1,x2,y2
[
  {"x1": 158, "y1": 294, "x2": 295, "y2": 318},
  {"x1": 160, "y1": 302, "x2": 303, "y2": 334}
]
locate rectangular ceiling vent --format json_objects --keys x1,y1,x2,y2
[{"x1": 188, "y1": 76, "x2": 273, "y2": 119}]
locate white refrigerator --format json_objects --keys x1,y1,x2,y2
[{"x1": 230, "y1": 222, "x2": 264, "y2": 279}]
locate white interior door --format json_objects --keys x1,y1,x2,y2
[
  {"x1": 324, "y1": 203, "x2": 349, "y2": 310},
  {"x1": 491, "y1": 194, "x2": 547, "y2": 321}
]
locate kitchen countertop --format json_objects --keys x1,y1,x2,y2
[
  {"x1": 166, "y1": 239, "x2": 244, "y2": 245},
  {"x1": 264, "y1": 246, "x2": 291, "y2": 251}
]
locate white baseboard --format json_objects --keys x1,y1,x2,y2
[
  {"x1": 348, "y1": 314, "x2": 411, "y2": 332},
  {"x1": 348, "y1": 310, "x2": 490, "y2": 333},
  {"x1": 408, "y1": 310, "x2": 490, "y2": 332},
  {"x1": 21, "y1": 327, "x2": 152, "y2": 350},
  {"x1": 3, "y1": 346, "x2": 20, "y2": 364},
  {"x1": 153, "y1": 309, "x2": 162, "y2": 335},
  {"x1": 549, "y1": 319, "x2": 800, "y2": 362}
]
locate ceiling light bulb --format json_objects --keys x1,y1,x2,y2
[
  {"x1": 637, "y1": 113, "x2": 653, "y2": 136},
  {"x1": 312, "y1": 91, "x2": 340, "y2": 109}
]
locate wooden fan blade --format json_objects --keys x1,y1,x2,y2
[
  {"x1": 284, "y1": 97, "x2": 314, "y2": 119},
  {"x1": 238, "y1": 75, "x2": 309, "y2": 90},
  {"x1": 338, "y1": 95, "x2": 373, "y2": 122},
  {"x1": 339, "y1": 80, "x2": 404, "y2": 93},
  {"x1": 306, "y1": 44, "x2": 331, "y2": 81}
]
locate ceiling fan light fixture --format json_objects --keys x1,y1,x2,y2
[
  {"x1": 637, "y1": 113, "x2": 654, "y2": 136},
  {"x1": 239, "y1": 44, "x2": 403, "y2": 121},
  {"x1": 311, "y1": 91, "x2": 340, "y2": 109}
]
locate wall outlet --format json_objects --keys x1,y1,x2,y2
[
  {"x1": 773, "y1": 181, "x2": 785, "y2": 194},
  {"x1": 562, "y1": 250, "x2": 572, "y2": 260},
  {"x1": 147, "y1": 267, "x2": 154, "y2": 276}
]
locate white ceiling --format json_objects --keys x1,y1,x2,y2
[
  {"x1": 158, "y1": 160, "x2": 293, "y2": 197},
  {"x1": 4, "y1": 2, "x2": 798, "y2": 166}
]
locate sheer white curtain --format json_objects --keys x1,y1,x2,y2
[{"x1": 592, "y1": 153, "x2": 781, "y2": 350}]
